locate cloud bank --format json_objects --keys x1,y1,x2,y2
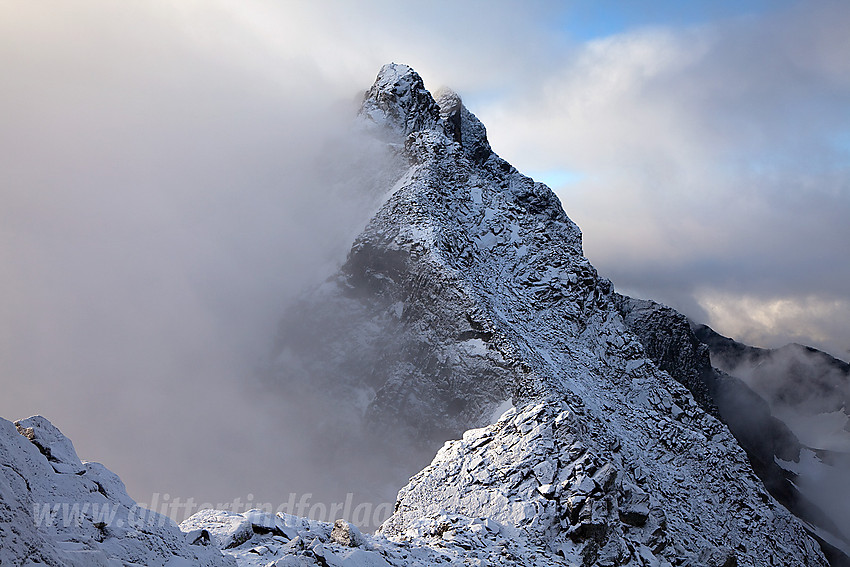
[
  {"x1": 0, "y1": 0, "x2": 400, "y2": 515},
  {"x1": 477, "y1": 0, "x2": 850, "y2": 357}
]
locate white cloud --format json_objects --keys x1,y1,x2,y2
[
  {"x1": 0, "y1": 0, "x2": 403, "y2": 510},
  {"x1": 697, "y1": 291, "x2": 850, "y2": 355},
  {"x1": 473, "y1": 2, "x2": 850, "y2": 359}
]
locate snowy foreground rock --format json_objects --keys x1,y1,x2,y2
[
  {"x1": 0, "y1": 63, "x2": 841, "y2": 566},
  {"x1": 179, "y1": 400, "x2": 826, "y2": 566},
  {"x1": 0, "y1": 416, "x2": 233, "y2": 567},
  {"x1": 0, "y1": 408, "x2": 825, "y2": 567}
]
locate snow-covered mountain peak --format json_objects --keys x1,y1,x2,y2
[
  {"x1": 15, "y1": 415, "x2": 85, "y2": 473},
  {"x1": 2, "y1": 62, "x2": 844, "y2": 567},
  {"x1": 358, "y1": 63, "x2": 441, "y2": 138},
  {"x1": 359, "y1": 63, "x2": 494, "y2": 168},
  {"x1": 268, "y1": 63, "x2": 835, "y2": 566}
]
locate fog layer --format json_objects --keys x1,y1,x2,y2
[{"x1": 0, "y1": 2, "x2": 400, "y2": 519}]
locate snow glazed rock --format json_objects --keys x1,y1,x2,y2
[
  {"x1": 0, "y1": 416, "x2": 234, "y2": 567},
  {"x1": 264, "y1": 63, "x2": 829, "y2": 566},
  {"x1": 359, "y1": 63, "x2": 441, "y2": 139},
  {"x1": 177, "y1": 402, "x2": 825, "y2": 566},
  {"x1": 381, "y1": 398, "x2": 825, "y2": 566},
  {"x1": 331, "y1": 519, "x2": 365, "y2": 547}
]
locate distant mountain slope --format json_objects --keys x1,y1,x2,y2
[{"x1": 693, "y1": 324, "x2": 850, "y2": 447}]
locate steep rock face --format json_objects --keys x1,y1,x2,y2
[
  {"x1": 0, "y1": 415, "x2": 233, "y2": 567},
  {"x1": 615, "y1": 295, "x2": 849, "y2": 564},
  {"x1": 2, "y1": 63, "x2": 838, "y2": 567},
  {"x1": 267, "y1": 64, "x2": 828, "y2": 566},
  {"x1": 613, "y1": 295, "x2": 718, "y2": 416},
  {"x1": 272, "y1": 64, "x2": 542, "y2": 449}
]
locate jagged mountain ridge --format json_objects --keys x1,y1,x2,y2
[
  {"x1": 0, "y1": 63, "x2": 838, "y2": 566},
  {"x1": 614, "y1": 295, "x2": 802, "y2": 488},
  {"x1": 264, "y1": 63, "x2": 828, "y2": 565}
]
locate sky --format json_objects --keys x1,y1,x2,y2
[{"x1": 1, "y1": 0, "x2": 849, "y2": 519}]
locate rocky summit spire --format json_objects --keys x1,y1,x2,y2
[
  {"x1": 263, "y1": 63, "x2": 831, "y2": 566},
  {"x1": 359, "y1": 63, "x2": 441, "y2": 138},
  {"x1": 359, "y1": 63, "x2": 494, "y2": 166}
]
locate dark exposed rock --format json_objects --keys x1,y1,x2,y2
[{"x1": 613, "y1": 295, "x2": 718, "y2": 416}]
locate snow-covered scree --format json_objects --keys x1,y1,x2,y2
[
  {"x1": 0, "y1": 416, "x2": 233, "y2": 567},
  {"x1": 178, "y1": 398, "x2": 820, "y2": 566},
  {"x1": 0, "y1": 63, "x2": 834, "y2": 566}
]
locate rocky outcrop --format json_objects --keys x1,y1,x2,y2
[
  {"x1": 0, "y1": 415, "x2": 233, "y2": 567},
  {"x1": 182, "y1": 398, "x2": 824, "y2": 566},
  {"x1": 615, "y1": 295, "x2": 849, "y2": 564}
]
